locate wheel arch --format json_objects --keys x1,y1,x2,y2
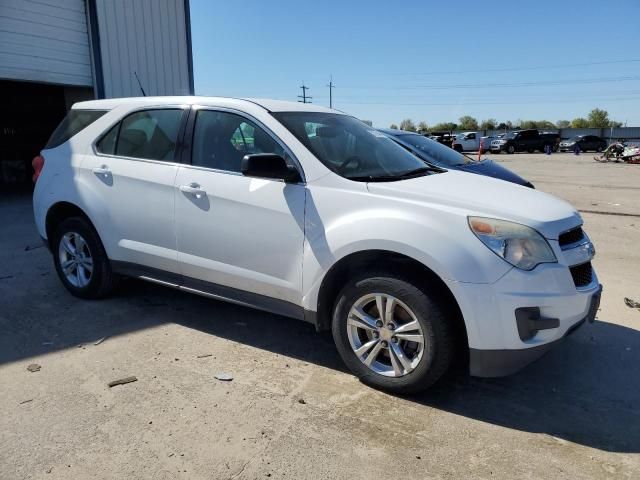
[
  {"x1": 45, "y1": 202, "x2": 99, "y2": 250},
  {"x1": 314, "y1": 249, "x2": 468, "y2": 351}
]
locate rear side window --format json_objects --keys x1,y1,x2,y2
[
  {"x1": 96, "y1": 124, "x2": 119, "y2": 155},
  {"x1": 45, "y1": 110, "x2": 107, "y2": 148},
  {"x1": 96, "y1": 109, "x2": 183, "y2": 161}
]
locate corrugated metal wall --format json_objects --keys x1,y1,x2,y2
[
  {"x1": 94, "y1": 0, "x2": 192, "y2": 98},
  {"x1": 0, "y1": 0, "x2": 93, "y2": 86}
]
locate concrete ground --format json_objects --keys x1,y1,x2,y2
[{"x1": 1, "y1": 152, "x2": 639, "y2": 479}]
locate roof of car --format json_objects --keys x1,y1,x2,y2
[
  {"x1": 377, "y1": 128, "x2": 418, "y2": 136},
  {"x1": 72, "y1": 96, "x2": 339, "y2": 114}
]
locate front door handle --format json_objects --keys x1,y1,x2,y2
[{"x1": 179, "y1": 182, "x2": 206, "y2": 199}]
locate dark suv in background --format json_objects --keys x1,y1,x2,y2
[
  {"x1": 490, "y1": 129, "x2": 559, "y2": 154},
  {"x1": 559, "y1": 135, "x2": 607, "y2": 152}
]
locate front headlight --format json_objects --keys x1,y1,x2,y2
[
  {"x1": 497, "y1": 139, "x2": 507, "y2": 144},
  {"x1": 468, "y1": 217, "x2": 557, "y2": 270}
]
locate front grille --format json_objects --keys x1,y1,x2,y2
[
  {"x1": 570, "y1": 262, "x2": 593, "y2": 288},
  {"x1": 559, "y1": 227, "x2": 585, "y2": 247}
]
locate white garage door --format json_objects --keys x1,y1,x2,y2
[{"x1": 0, "y1": 0, "x2": 92, "y2": 86}]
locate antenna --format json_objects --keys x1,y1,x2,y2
[{"x1": 134, "y1": 71, "x2": 147, "y2": 97}]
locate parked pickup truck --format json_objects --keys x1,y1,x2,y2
[
  {"x1": 452, "y1": 132, "x2": 492, "y2": 153},
  {"x1": 490, "y1": 129, "x2": 560, "y2": 154}
]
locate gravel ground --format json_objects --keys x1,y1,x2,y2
[{"x1": 1, "y1": 152, "x2": 639, "y2": 479}]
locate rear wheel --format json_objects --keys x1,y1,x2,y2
[
  {"x1": 52, "y1": 217, "x2": 117, "y2": 299},
  {"x1": 596, "y1": 145, "x2": 604, "y2": 153},
  {"x1": 332, "y1": 274, "x2": 455, "y2": 394}
]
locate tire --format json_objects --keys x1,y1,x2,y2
[
  {"x1": 596, "y1": 145, "x2": 604, "y2": 153},
  {"x1": 506, "y1": 145, "x2": 516, "y2": 154},
  {"x1": 331, "y1": 273, "x2": 455, "y2": 394},
  {"x1": 527, "y1": 148, "x2": 535, "y2": 153},
  {"x1": 52, "y1": 217, "x2": 117, "y2": 299},
  {"x1": 553, "y1": 145, "x2": 559, "y2": 152}
]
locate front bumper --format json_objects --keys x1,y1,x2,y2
[
  {"x1": 469, "y1": 284, "x2": 601, "y2": 377},
  {"x1": 446, "y1": 236, "x2": 601, "y2": 377}
]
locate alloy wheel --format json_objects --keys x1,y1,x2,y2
[
  {"x1": 346, "y1": 293, "x2": 426, "y2": 377},
  {"x1": 58, "y1": 232, "x2": 93, "y2": 288}
]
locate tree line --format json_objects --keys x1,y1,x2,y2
[{"x1": 389, "y1": 108, "x2": 623, "y2": 133}]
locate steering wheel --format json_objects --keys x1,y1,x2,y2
[{"x1": 337, "y1": 155, "x2": 361, "y2": 173}]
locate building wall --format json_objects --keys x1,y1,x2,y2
[
  {"x1": 92, "y1": 0, "x2": 193, "y2": 98},
  {"x1": 0, "y1": 0, "x2": 93, "y2": 86}
]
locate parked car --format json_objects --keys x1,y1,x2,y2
[
  {"x1": 33, "y1": 97, "x2": 601, "y2": 394},
  {"x1": 559, "y1": 135, "x2": 607, "y2": 152},
  {"x1": 379, "y1": 128, "x2": 533, "y2": 187},
  {"x1": 452, "y1": 131, "x2": 491, "y2": 152},
  {"x1": 491, "y1": 129, "x2": 559, "y2": 154},
  {"x1": 428, "y1": 131, "x2": 454, "y2": 148}
]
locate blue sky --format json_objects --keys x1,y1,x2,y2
[{"x1": 190, "y1": 0, "x2": 640, "y2": 128}]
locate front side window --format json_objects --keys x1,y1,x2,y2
[
  {"x1": 102, "y1": 109, "x2": 183, "y2": 161},
  {"x1": 273, "y1": 112, "x2": 431, "y2": 181},
  {"x1": 192, "y1": 110, "x2": 283, "y2": 172}
]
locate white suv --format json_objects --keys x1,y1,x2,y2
[{"x1": 33, "y1": 97, "x2": 601, "y2": 393}]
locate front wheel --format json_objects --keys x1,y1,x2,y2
[
  {"x1": 332, "y1": 274, "x2": 455, "y2": 394},
  {"x1": 506, "y1": 145, "x2": 516, "y2": 154}
]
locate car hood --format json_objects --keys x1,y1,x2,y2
[
  {"x1": 366, "y1": 170, "x2": 580, "y2": 239},
  {"x1": 455, "y1": 159, "x2": 531, "y2": 187}
]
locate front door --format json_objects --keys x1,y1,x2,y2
[{"x1": 174, "y1": 108, "x2": 305, "y2": 308}]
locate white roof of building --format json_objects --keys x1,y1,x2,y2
[{"x1": 73, "y1": 96, "x2": 338, "y2": 114}]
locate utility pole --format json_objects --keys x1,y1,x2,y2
[
  {"x1": 327, "y1": 75, "x2": 336, "y2": 108},
  {"x1": 298, "y1": 82, "x2": 312, "y2": 104}
]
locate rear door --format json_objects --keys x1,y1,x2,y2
[
  {"x1": 81, "y1": 107, "x2": 187, "y2": 276},
  {"x1": 173, "y1": 107, "x2": 305, "y2": 310}
]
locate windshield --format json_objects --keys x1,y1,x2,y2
[
  {"x1": 272, "y1": 112, "x2": 433, "y2": 180},
  {"x1": 395, "y1": 134, "x2": 467, "y2": 166},
  {"x1": 505, "y1": 132, "x2": 518, "y2": 139},
  {"x1": 569, "y1": 136, "x2": 583, "y2": 142}
]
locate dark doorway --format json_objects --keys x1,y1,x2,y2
[{"x1": 0, "y1": 80, "x2": 92, "y2": 191}]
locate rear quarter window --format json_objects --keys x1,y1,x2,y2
[{"x1": 45, "y1": 110, "x2": 108, "y2": 149}]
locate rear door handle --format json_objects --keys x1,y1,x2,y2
[
  {"x1": 92, "y1": 165, "x2": 111, "y2": 177},
  {"x1": 179, "y1": 182, "x2": 206, "y2": 199}
]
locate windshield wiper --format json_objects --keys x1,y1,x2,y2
[{"x1": 347, "y1": 166, "x2": 440, "y2": 182}]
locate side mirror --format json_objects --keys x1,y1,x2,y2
[{"x1": 241, "y1": 153, "x2": 301, "y2": 183}]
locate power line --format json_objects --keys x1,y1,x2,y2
[
  {"x1": 297, "y1": 82, "x2": 312, "y2": 103},
  {"x1": 381, "y1": 58, "x2": 640, "y2": 77},
  {"x1": 339, "y1": 75, "x2": 640, "y2": 91},
  {"x1": 334, "y1": 95, "x2": 640, "y2": 106},
  {"x1": 314, "y1": 88, "x2": 640, "y2": 102}
]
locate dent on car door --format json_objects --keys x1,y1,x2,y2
[
  {"x1": 174, "y1": 108, "x2": 305, "y2": 306},
  {"x1": 83, "y1": 108, "x2": 186, "y2": 274}
]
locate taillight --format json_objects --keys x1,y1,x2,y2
[{"x1": 32, "y1": 155, "x2": 45, "y2": 183}]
